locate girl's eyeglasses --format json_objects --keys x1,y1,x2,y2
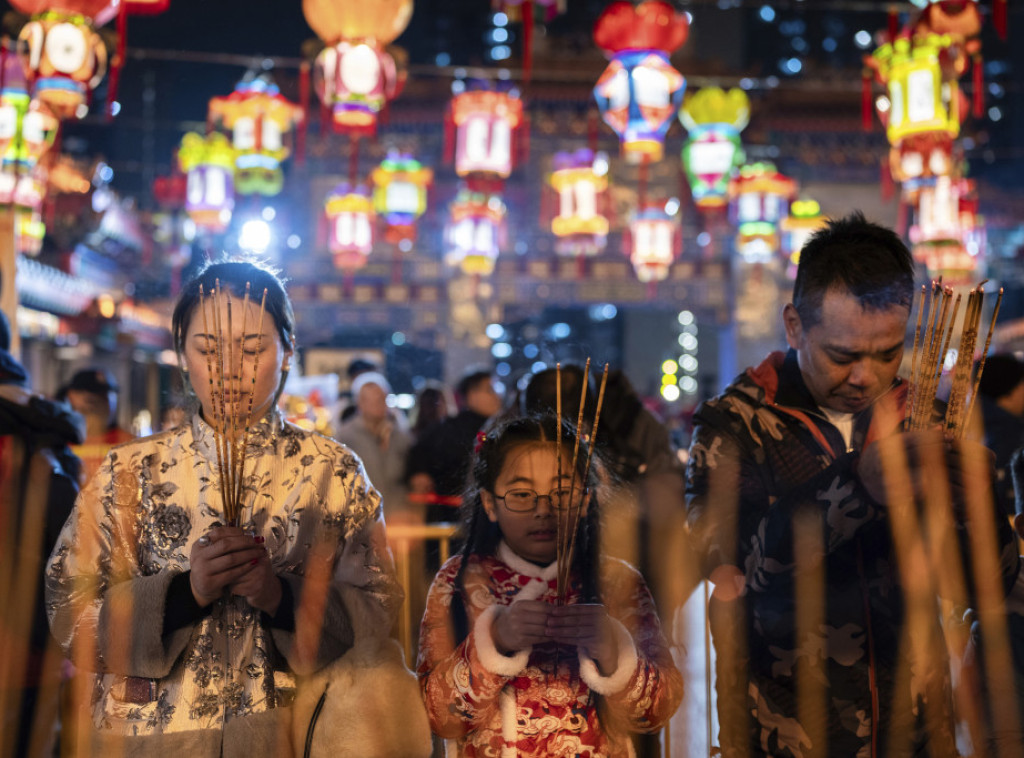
[{"x1": 494, "y1": 487, "x2": 584, "y2": 513}]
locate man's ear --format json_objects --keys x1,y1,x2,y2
[
  {"x1": 1013, "y1": 512, "x2": 1024, "y2": 545},
  {"x1": 783, "y1": 303, "x2": 803, "y2": 351},
  {"x1": 481, "y1": 491, "x2": 498, "y2": 523}
]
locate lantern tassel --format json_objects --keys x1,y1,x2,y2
[
  {"x1": 588, "y1": 107, "x2": 599, "y2": 153},
  {"x1": 972, "y1": 53, "x2": 984, "y2": 120},
  {"x1": 349, "y1": 136, "x2": 359, "y2": 185},
  {"x1": 995, "y1": 0, "x2": 1007, "y2": 40},
  {"x1": 881, "y1": 158, "x2": 894, "y2": 202},
  {"x1": 521, "y1": 0, "x2": 534, "y2": 84},
  {"x1": 888, "y1": 7, "x2": 899, "y2": 42},
  {"x1": 443, "y1": 104, "x2": 455, "y2": 165},
  {"x1": 106, "y1": 0, "x2": 128, "y2": 122},
  {"x1": 862, "y1": 69, "x2": 873, "y2": 132},
  {"x1": 297, "y1": 61, "x2": 310, "y2": 166}
]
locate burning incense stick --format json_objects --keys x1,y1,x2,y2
[
  {"x1": 560, "y1": 364, "x2": 609, "y2": 598},
  {"x1": 906, "y1": 281, "x2": 1003, "y2": 439},
  {"x1": 558, "y1": 359, "x2": 590, "y2": 599},
  {"x1": 197, "y1": 281, "x2": 267, "y2": 525}
]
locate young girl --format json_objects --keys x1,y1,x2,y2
[
  {"x1": 417, "y1": 414, "x2": 683, "y2": 757},
  {"x1": 45, "y1": 260, "x2": 400, "y2": 756}
]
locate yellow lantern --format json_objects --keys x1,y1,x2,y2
[
  {"x1": 325, "y1": 182, "x2": 375, "y2": 271},
  {"x1": 445, "y1": 188, "x2": 506, "y2": 276},
  {"x1": 781, "y1": 199, "x2": 827, "y2": 267},
  {"x1": 870, "y1": 33, "x2": 961, "y2": 145},
  {"x1": 177, "y1": 132, "x2": 236, "y2": 233},
  {"x1": 370, "y1": 151, "x2": 432, "y2": 244}
]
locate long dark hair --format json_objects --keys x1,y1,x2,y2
[{"x1": 450, "y1": 412, "x2": 604, "y2": 642}]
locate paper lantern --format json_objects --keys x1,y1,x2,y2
[
  {"x1": 780, "y1": 199, "x2": 827, "y2": 268},
  {"x1": 177, "y1": 132, "x2": 235, "y2": 234},
  {"x1": 208, "y1": 77, "x2": 303, "y2": 197},
  {"x1": 909, "y1": 177, "x2": 983, "y2": 285},
  {"x1": 302, "y1": 0, "x2": 413, "y2": 46},
  {"x1": 627, "y1": 201, "x2": 680, "y2": 283},
  {"x1": 15, "y1": 9, "x2": 107, "y2": 120},
  {"x1": 370, "y1": 151, "x2": 432, "y2": 244},
  {"x1": 869, "y1": 33, "x2": 962, "y2": 146},
  {"x1": 303, "y1": 0, "x2": 411, "y2": 134},
  {"x1": 325, "y1": 182, "x2": 374, "y2": 271},
  {"x1": 445, "y1": 188, "x2": 506, "y2": 276},
  {"x1": 449, "y1": 87, "x2": 524, "y2": 181},
  {"x1": 728, "y1": 162, "x2": 797, "y2": 263},
  {"x1": 593, "y1": 0, "x2": 689, "y2": 163},
  {"x1": 0, "y1": 58, "x2": 59, "y2": 208},
  {"x1": 548, "y1": 148, "x2": 609, "y2": 257},
  {"x1": 314, "y1": 42, "x2": 406, "y2": 134},
  {"x1": 679, "y1": 87, "x2": 749, "y2": 210},
  {"x1": 888, "y1": 131, "x2": 956, "y2": 205}
]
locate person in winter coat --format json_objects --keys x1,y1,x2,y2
[
  {"x1": 418, "y1": 414, "x2": 682, "y2": 757},
  {"x1": 685, "y1": 212, "x2": 1018, "y2": 757}
]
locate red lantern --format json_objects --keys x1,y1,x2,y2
[
  {"x1": 547, "y1": 148, "x2": 609, "y2": 257},
  {"x1": 625, "y1": 200, "x2": 681, "y2": 283}
]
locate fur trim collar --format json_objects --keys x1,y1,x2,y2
[{"x1": 496, "y1": 541, "x2": 558, "y2": 584}]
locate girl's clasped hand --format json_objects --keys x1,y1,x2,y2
[
  {"x1": 492, "y1": 600, "x2": 619, "y2": 672},
  {"x1": 189, "y1": 526, "x2": 281, "y2": 614}
]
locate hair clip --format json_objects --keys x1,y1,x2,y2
[{"x1": 473, "y1": 430, "x2": 487, "y2": 454}]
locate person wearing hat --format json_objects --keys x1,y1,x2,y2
[
  {"x1": 58, "y1": 367, "x2": 133, "y2": 486},
  {"x1": 335, "y1": 371, "x2": 413, "y2": 524},
  {"x1": 975, "y1": 353, "x2": 1024, "y2": 516}
]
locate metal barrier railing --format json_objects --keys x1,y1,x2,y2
[{"x1": 387, "y1": 521, "x2": 460, "y2": 666}]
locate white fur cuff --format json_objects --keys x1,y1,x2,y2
[
  {"x1": 578, "y1": 618, "x2": 638, "y2": 695},
  {"x1": 473, "y1": 604, "x2": 530, "y2": 677}
]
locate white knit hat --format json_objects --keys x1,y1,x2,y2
[{"x1": 350, "y1": 371, "x2": 391, "y2": 398}]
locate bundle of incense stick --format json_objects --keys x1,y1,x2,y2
[
  {"x1": 555, "y1": 359, "x2": 609, "y2": 601},
  {"x1": 198, "y1": 281, "x2": 268, "y2": 525},
  {"x1": 905, "y1": 279, "x2": 1002, "y2": 438}
]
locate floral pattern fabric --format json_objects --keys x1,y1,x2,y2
[
  {"x1": 45, "y1": 408, "x2": 388, "y2": 740},
  {"x1": 417, "y1": 544, "x2": 682, "y2": 757}
]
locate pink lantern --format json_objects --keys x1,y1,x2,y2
[
  {"x1": 626, "y1": 201, "x2": 680, "y2": 282},
  {"x1": 447, "y1": 86, "x2": 524, "y2": 182},
  {"x1": 325, "y1": 182, "x2": 375, "y2": 271}
]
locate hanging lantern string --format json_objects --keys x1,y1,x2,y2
[
  {"x1": 905, "y1": 279, "x2": 1002, "y2": 440},
  {"x1": 198, "y1": 281, "x2": 267, "y2": 525}
]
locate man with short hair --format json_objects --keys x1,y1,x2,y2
[{"x1": 686, "y1": 212, "x2": 1017, "y2": 756}]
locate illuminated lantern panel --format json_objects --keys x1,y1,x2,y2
[
  {"x1": 729, "y1": 162, "x2": 797, "y2": 262},
  {"x1": 16, "y1": 11, "x2": 108, "y2": 120},
  {"x1": 370, "y1": 152, "x2": 433, "y2": 244},
  {"x1": 549, "y1": 149, "x2": 609, "y2": 257},
  {"x1": 871, "y1": 34, "x2": 961, "y2": 146},
  {"x1": 325, "y1": 183, "x2": 374, "y2": 271},
  {"x1": 594, "y1": 51, "x2": 684, "y2": 163},
  {"x1": 679, "y1": 87, "x2": 749, "y2": 210},
  {"x1": 178, "y1": 132, "x2": 236, "y2": 234},
  {"x1": 629, "y1": 206, "x2": 679, "y2": 283},
  {"x1": 451, "y1": 90, "x2": 523, "y2": 180},
  {"x1": 445, "y1": 190, "x2": 506, "y2": 276},
  {"x1": 593, "y1": 1, "x2": 689, "y2": 164},
  {"x1": 315, "y1": 41, "x2": 402, "y2": 133},
  {"x1": 909, "y1": 176, "x2": 982, "y2": 284},
  {"x1": 208, "y1": 78, "x2": 303, "y2": 197},
  {"x1": 780, "y1": 199, "x2": 827, "y2": 277},
  {"x1": 888, "y1": 132, "x2": 955, "y2": 204}
]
